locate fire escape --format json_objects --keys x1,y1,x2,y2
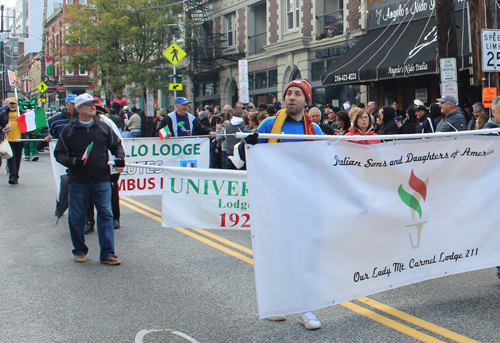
[{"x1": 184, "y1": 0, "x2": 244, "y2": 74}]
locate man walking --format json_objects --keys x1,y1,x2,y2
[
  {"x1": 54, "y1": 94, "x2": 125, "y2": 265},
  {"x1": 244, "y1": 79, "x2": 323, "y2": 329},
  {"x1": 0, "y1": 98, "x2": 26, "y2": 184}
]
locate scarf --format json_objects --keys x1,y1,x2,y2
[{"x1": 268, "y1": 109, "x2": 315, "y2": 143}]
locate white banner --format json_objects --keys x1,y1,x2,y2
[
  {"x1": 162, "y1": 167, "x2": 249, "y2": 229},
  {"x1": 50, "y1": 137, "x2": 209, "y2": 197},
  {"x1": 246, "y1": 136, "x2": 500, "y2": 318}
]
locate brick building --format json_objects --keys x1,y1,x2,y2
[{"x1": 185, "y1": 0, "x2": 365, "y2": 109}]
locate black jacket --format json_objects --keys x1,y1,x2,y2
[
  {"x1": 436, "y1": 109, "x2": 467, "y2": 132},
  {"x1": 157, "y1": 111, "x2": 212, "y2": 137},
  {"x1": 54, "y1": 119, "x2": 125, "y2": 184},
  {"x1": 414, "y1": 115, "x2": 435, "y2": 134},
  {"x1": 0, "y1": 108, "x2": 27, "y2": 141}
]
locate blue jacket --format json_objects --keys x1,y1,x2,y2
[{"x1": 256, "y1": 116, "x2": 323, "y2": 143}]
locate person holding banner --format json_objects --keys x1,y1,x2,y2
[
  {"x1": 244, "y1": 79, "x2": 323, "y2": 330},
  {"x1": 0, "y1": 98, "x2": 26, "y2": 184},
  {"x1": 157, "y1": 97, "x2": 216, "y2": 138},
  {"x1": 54, "y1": 93, "x2": 125, "y2": 265}
]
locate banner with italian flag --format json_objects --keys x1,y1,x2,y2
[
  {"x1": 15, "y1": 108, "x2": 47, "y2": 133},
  {"x1": 46, "y1": 57, "x2": 53, "y2": 77}
]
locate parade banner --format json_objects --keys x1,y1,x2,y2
[
  {"x1": 119, "y1": 137, "x2": 209, "y2": 196},
  {"x1": 162, "y1": 167, "x2": 249, "y2": 229},
  {"x1": 246, "y1": 136, "x2": 500, "y2": 318},
  {"x1": 49, "y1": 137, "x2": 209, "y2": 197}
]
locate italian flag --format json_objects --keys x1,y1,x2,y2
[
  {"x1": 46, "y1": 57, "x2": 53, "y2": 77},
  {"x1": 82, "y1": 142, "x2": 93, "y2": 163},
  {"x1": 158, "y1": 126, "x2": 170, "y2": 140},
  {"x1": 15, "y1": 108, "x2": 48, "y2": 133}
]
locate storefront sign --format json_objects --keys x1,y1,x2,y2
[
  {"x1": 415, "y1": 88, "x2": 427, "y2": 103},
  {"x1": 368, "y1": 0, "x2": 464, "y2": 29},
  {"x1": 315, "y1": 45, "x2": 349, "y2": 59},
  {"x1": 439, "y1": 58, "x2": 457, "y2": 82},
  {"x1": 482, "y1": 29, "x2": 500, "y2": 72},
  {"x1": 387, "y1": 62, "x2": 429, "y2": 77}
]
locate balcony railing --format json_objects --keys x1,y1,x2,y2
[
  {"x1": 316, "y1": 10, "x2": 344, "y2": 40},
  {"x1": 248, "y1": 32, "x2": 266, "y2": 56}
]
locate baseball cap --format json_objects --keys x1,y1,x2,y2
[
  {"x1": 8, "y1": 97, "x2": 17, "y2": 104},
  {"x1": 257, "y1": 103, "x2": 268, "y2": 111},
  {"x1": 124, "y1": 106, "x2": 130, "y2": 110},
  {"x1": 75, "y1": 93, "x2": 99, "y2": 108},
  {"x1": 325, "y1": 104, "x2": 334, "y2": 109},
  {"x1": 175, "y1": 97, "x2": 191, "y2": 105},
  {"x1": 415, "y1": 105, "x2": 427, "y2": 112},
  {"x1": 413, "y1": 99, "x2": 424, "y2": 107},
  {"x1": 436, "y1": 95, "x2": 457, "y2": 104},
  {"x1": 65, "y1": 94, "x2": 77, "y2": 103}
]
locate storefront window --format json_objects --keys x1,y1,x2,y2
[
  {"x1": 312, "y1": 87, "x2": 326, "y2": 106},
  {"x1": 311, "y1": 62, "x2": 325, "y2": 81},
  {"x1": 256, "y1": 71, "x2": 267, "y2": 89},
  {"x1": 249, "y1": 74, "x2": 255, "y2": 90},
  {"x1": 269, "y1": 69, "x2": 277, "y2": 87}
]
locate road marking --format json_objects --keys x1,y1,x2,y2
[
  {"x1": 358, "y1": 297, "x2": 480, "y2": 343},
  {"x1": 135, "y1": 329, "x2": 200, "y2": 343},
  {"x1": 122, "y1": 197, "x2": 480, "y2": 343},
  {"x1": 340, "y1": 302, "x2": 446, "y2": 343}
]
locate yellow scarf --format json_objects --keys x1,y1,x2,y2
[{"x1": 269, "y1": 109, "x2": 315, "y2": 143}]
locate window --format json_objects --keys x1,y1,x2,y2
[
  {"x1": 269, "y1": 69, "x2": 277, "y2": 87},
  {"x1": 311, "y1": 61, "x2": 325, "y2": 81},
  {"x1": 79, "y1": 67, "x2": 88, "y2": 76},
  {"x1": 225, "y1": 13, "x2": 236, "y2": 47},
  {"x1": 255, "y1": 71, "x2": 267, "y2": 89},
  {"x1": 66, "y1": 68, "x2": 73, "y2": 76},
  {"x1": 286, "y1": 0, "x2": 300, "y2": 30}
]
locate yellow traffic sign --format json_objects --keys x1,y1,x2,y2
[
  {"x1": 37, "y1": 82, "x2": 48, "y2": 93},
  {"x1": 163, "y1": 43, "x2": 187, "y2": 66},
  {"x1": 38, "y1": 98, "x2": 46, "y2": 103},
  {"x1": 169, "y1": 83, "x2": 183, "y2": 91}
]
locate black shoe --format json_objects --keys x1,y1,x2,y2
[
  {"x1": 84, "y1": 223, "x2": 95, "y2": 234},
  {"x1": 114, "y1": 219, "x2": 121, "y2": 230},
  {"x1": 8, "y1": 179, "x2": 18, "y2": 185}
]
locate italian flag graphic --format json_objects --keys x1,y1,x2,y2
[
  {"x1": 15, "y1": 108, "x2": 48, "y2": 133},
  {"x1": 46, "y1": 57, "x2": 53, "y2": 77},
  {"x1": 158, "y1": 126, "x2": 170, "y2": 140},
  {"x1": 82, "y1": 142, "x2": 93, "y2": 163}
]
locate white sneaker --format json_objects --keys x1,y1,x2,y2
[
  {"x1": 266, "y1": 315, "x2": 286, "y2": 321},
  {"x1": 298, "y1": 311, "x2": 321, "y2": 330}
]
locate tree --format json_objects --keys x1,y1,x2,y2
[{"x1": 62, "y1": 0, "x2": 182, "y2": 99}]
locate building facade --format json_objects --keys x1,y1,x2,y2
[{"x1": 185, "y1": 0, "x2": 367, "y2": 110}]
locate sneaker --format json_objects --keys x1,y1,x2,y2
[
  {"x1": 31, "y1": 156, "x2": 39, "y2": 161},
  {"x1": 101, "y1": 255, "x2": 121, "y2": 265},
  {"x1": 298, "y1": 311, "x2": 321, "y2": 330},
  {"x1": 74, "y1": 253, "x2": 87, "y2": 262},
  {"x1": 8, "y1": 179, "x2": 18, "y2": 185},
  {"x1": 496, "y1": 266, "x2": 500, "y2": 279},
  {"x1": 266, "y1": 315, "x2": 286, "y2": 321},
  {"x1": 24, "y1": 156, "x2": 30, "y2": 161},
  {"x1": 84, "y1": 223, "x2": 95, "y2": 234},
  {"x1": 113, "y1": 219, "x2": 121, "y2": 230}
]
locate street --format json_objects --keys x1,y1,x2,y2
[{"x1": 0, "y1": 151, "x2": 499, "y2": 343}]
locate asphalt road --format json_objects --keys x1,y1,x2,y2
[{"x1": 0, "y1": 152, "x2": 499, "y2": 343}]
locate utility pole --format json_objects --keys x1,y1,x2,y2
[
  {"x1": 485, "y1": 0, "x2": 499, "y2": 92},
  {"x1": 435, "y1": 0, "x2": 458, "y2": 60},
  {"x1": 1, "y1": 5, "x2": 5, "y2": 100},
  {"x1": 40, "y1": 0, "x2": 48, "y2": 82}
]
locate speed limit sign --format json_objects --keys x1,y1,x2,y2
[{"x1": 482, "y1": 29, "x2": 500, "y2": 72}]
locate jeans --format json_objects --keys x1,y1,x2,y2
[
  {"x1": 123, "y1": 130, "x2": 141, "y2": 138},
  {"x1": 7, "y1": 142, "x2": 23, "y2": 182},
  {"x1": 68, "y1": 182, "x2": 115, "y2": 261}
]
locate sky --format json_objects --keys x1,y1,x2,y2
[{"x1": 0, "y1": 0, "x2": 18, "y2": 7}]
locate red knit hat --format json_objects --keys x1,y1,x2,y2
[{"x1": 284, "y1": 79, "x2": 312, "y2": 106}]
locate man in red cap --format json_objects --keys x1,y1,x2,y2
[{"x1": 243, "y1": 80, "x2": 323, "y2": 329}]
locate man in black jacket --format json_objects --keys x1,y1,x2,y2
[
  {"x1": 414, "y1": 105, "x2": 435, "y2": 134},
  {"x1": 54, "y1": 93, "x2": 125, "y2": 265},
  {"x1": 436, "y1": 95, "x2": 467, "y2": 132}
]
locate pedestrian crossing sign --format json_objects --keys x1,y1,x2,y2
[
  {"x1": 163, "y1": 43, "x2": 187, "y2": 66},
  {"x1": 169, "y1": 83, "x2": 183, "y2": 91},
  {"x1": 37, "y1": 82, "x2": 48, "y2": 93}
]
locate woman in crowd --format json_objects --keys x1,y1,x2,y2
[
  {"x1": 249, "y1": 113, "x2": 259, "y2": 132},
  {"x1": 377, "y1": 106, "x2": 399, "y2": 135},
  {"x1": 345, "y1": 109, "x2": 380, "y2": 144},
  {"x1": 477, "y1": 113, "x2": 490, "y2": 130},
  {"x1": 334, "y1": 111, "x2": 350, "y2": 135},
  {"x1": 398, "y1": 107, "x2": 418, "y2": 134},
  {"x1": 257, "y1": 111, "x2": 269, "y2": 125}
]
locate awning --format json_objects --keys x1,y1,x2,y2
[{"x1": 321, "y1": 10, "x2": 470, "y2": 86}]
